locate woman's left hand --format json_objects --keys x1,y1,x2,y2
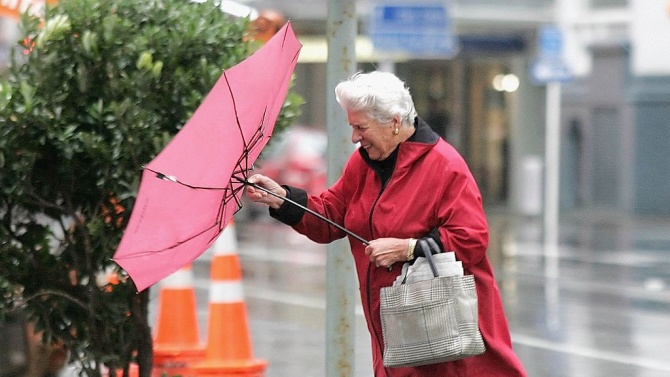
[{"x1": 365, "y1": 238, "x2": 409, "y2": 269}]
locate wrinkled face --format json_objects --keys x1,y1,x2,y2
[{"x1": 347, "y1": 109, "x2": 400, "y2": 161}]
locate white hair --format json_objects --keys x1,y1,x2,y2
[{"x1": 335, "y1": 71, "x2": 417, "y2": 128}]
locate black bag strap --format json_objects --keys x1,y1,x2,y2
[
  {"x1": 425, "y1": 238, "x2": 443, "y2": 255},
  {"x1": 418, "y1": 239, "x2": 439, "y2": 278}
]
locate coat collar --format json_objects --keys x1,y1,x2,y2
[
  {"x1": 408, "y1": 116, "x2": 440, "y2": 144},
  {"x1": 359, "y1": 117, "x2": 440, "y2": 181}
]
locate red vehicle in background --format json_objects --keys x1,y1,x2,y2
[
  {"x1": 257, "y1": 125, "x2": 327, "y2": 194},
  {"x1": 239, "y1": 125, "x2": 327, "y2": 222}
]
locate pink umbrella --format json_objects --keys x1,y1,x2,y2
[{"x1": 113, "y1": 22, "x2": 302, "y2": 292}]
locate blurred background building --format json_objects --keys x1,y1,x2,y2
[{"x1": 2, "y1": 0, "x2": 669, "y2": 218}]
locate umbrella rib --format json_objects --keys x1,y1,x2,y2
[
  {"x1": 223, "y1": 70, "x2": 269, "y2": 184},
  {"x1": 235, "y1": 176, "x2": 370, "y2": 245},
  {"x1": 280, "y1": 21, "x2": 289, "y2": 47},
  {"x1": 143, "y1": 167, "x2": 229, "y2": 190},
  {"x1": 223, "y1": 71, "x2": 251, "y2": 155},
  {"x1": 231, "y1": 114, "x2": 267, "y2": 185},
  {"x1": 114, "y1": 221, "x2": 221, "y2": 259},
  {"x1": 242, "y1": 111, "x2": 268, "y2": 159}
]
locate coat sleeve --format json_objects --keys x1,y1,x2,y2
[
  {"x1": 436, "y1": 146, "x2": 489, "y2": 270},
  {"x1": 281, "y1": 152, "x2": 362, "y2": 244}
]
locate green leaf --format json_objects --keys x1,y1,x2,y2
[
  {"x1": 0, "y1": 82, "x2": 13, "y2": 111},
  {"x1": 81, "y1": 30, "x2": 98, "y2": 55},
  {"x1": 19, "y1": 81, "x2": 35, "y2": 109},
  {"x1": 35, "y1": 14, "x2": 72, "y2": 49}
]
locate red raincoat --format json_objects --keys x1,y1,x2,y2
[{"x1": 271, "y1": 119, "x2": 526, "y2": 376}]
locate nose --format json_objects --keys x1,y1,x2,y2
[{"x1": 351, "y1": 129, "x2": 362, "y2": 144}]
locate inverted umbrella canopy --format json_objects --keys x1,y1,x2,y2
[{"x1": 113, "y1": 22, "x2": 302, "y2": 292}]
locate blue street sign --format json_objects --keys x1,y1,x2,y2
[
  {"x1": 538, "y1": 25, "x2": 564, "y2": 59},
  {"x1": 370, "y1": 2, "x2": 459, "y2": 57},
  {"x1": 530, "y1": 25, "x2": 572, "y2": 84}
]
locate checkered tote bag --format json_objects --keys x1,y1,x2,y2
[{"x1": 380, "y1": 239, "x2": 485, "y2": 367}]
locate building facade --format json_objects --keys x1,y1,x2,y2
[
  {"x1": 2, "y1": 0, "x2": 668, "y2": 217},
  {"x1": 255, "y1": 0, "x2": 670, "y2": 217}
]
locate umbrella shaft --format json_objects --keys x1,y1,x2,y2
[{"x1": 246, "y1": 182, "x2": 369, "y2": 245}]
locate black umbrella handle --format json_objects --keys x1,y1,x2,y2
[{"x1": 244, "y1": 181, "x2": 370, "y2": 246}]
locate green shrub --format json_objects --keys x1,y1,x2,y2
[{"x1": 0, "y1": 0, "x2": 302, "y2": 375}]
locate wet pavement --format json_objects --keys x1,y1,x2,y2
[
  {"x1": 158, "y1": 208, "x2": 670, "y2": 377},
  {"x1": 488, "y1": 210, "x2": 670, "y2": 377}
]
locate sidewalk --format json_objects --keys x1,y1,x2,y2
[{"x1": 235, "y1": 207, "x2": 670, "y2": 377}]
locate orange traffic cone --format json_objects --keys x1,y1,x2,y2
[
  {"x1": 193, "y1": 221, "x2": 267, "y2": 377},
  {"x1": 152, "y1": 264, "x2": 204, "y2": 375}
]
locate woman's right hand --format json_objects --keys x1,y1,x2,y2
[{"x1": 245, "y1": 174, "x2": 287, "y2": 209}]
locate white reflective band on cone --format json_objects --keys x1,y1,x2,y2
[
  {"x1": 210, "y1": 281, "x2": 244, "y2": 303},
  {"x1": 211, "y1": 226, "x2": 238, "y2": 256},
  {"x1": 162, "y1": 268, "x2": 194, "y2": 288}
]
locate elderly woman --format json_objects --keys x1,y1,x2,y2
[{"x1": 246, "y1": 71, "x2": 526, "y2": 377}]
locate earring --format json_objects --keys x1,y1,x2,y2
[{"x1": 393, "y1": 128, "x2": 399, "y2": 135}]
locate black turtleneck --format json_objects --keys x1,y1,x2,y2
[
  {"x1": 361, "y1": 117, "x2": 421, "y2": 187},
  {"x1": 366, "y1": 148, "x2": 398, "y2": 188}
]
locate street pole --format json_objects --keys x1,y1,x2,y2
[
  {"x1": 544, "y1": 81, "x2": 561, "y2": 258},
  {"x1": 325, "y1": 1, "x2": 357, "y2": 376}
]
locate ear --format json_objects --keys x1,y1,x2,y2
[{"x1": 393, "y1": 115, "x2": 402, "y2": 128}]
